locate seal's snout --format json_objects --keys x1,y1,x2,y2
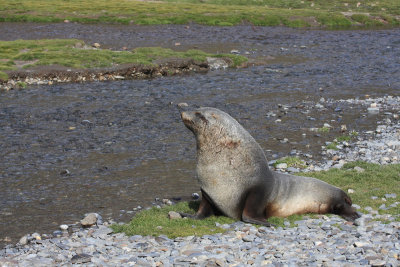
[
  {"x1": 181, "y1": 111, "x2": 194, "y2": 131},
  {"x1": 180, "y1": 111, "x2": 190, "y2": 122}
]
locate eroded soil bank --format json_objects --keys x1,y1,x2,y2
[{"x1": 0, "y1": 23, "x2": 399, "y2": 247}]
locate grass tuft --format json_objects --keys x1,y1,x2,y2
[{"x1": 0, "y1": 71, "x2": 8, "y2": 81}]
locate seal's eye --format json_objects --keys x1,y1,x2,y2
[{"x1": 195, "y1": 112, "x2": 208, "y2": 124}]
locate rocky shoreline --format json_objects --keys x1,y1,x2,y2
[
  {"x1": 1, "y1": 96, "x2": 399, "y2": 266},
  {"x1": 269, "y1": 95, "x2": 400, "y2": 173}
]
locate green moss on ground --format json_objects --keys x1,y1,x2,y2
[
  {"x1": 304, "y1": 162, "x2": 400, "y2": 216},
  {"x1": 0, "y1": 0, "x2": 398, "y2": 28},
  {"x1": 113, "y1": 162, "x2": 400, "y2": 238},
  {"x1": 0, "y1": 39, "x2": 247, "y2": 80},
  {"x1": 111, "y1": 201, "x2": 236, "y2": 238}
]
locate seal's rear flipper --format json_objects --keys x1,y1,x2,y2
[
  {"x1": 242, "y1": 187, "x2": 276, "y2": 227},
  {"x1": 242, "y1": 215, "x2": 276, "y2": 227}
]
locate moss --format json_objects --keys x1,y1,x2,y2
[{"x1": 0, "y1": 39, "x2": 247, "y2": 73}]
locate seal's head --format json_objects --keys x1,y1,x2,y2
[
  {"x1": 180, "y1": 107, "x2": 246, "y2": 151},
  {"x1": 331, "y1": 192, "x2": 360, "y2": 222}
]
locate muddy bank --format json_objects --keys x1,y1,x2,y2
[{"x1": 1, "y1": 59, "x2": 211, "y2": 90}]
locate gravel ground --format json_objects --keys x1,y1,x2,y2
[
  {"x1": 271, "y1": 95, "x2": 400, "y2": 173},
  {"x1": 1, "y1": 96, "x2": 399, "y2": 266}
]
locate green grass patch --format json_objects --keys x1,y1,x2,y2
[
  {"x1": 317, "y1": 126, "x2": 331, "y2": 133},
  {"x1": 0, "y1": 0, "x2": 398, "y2": 28},
  {"x1": 326, "y1": 142, "x2": 339, "y2": 150},
  {"x1": 0, "y1": 71, "x2": 8, "y2": 81},
  {"x1": 0, "y1": 39, "x2": 247, "y2": 75},
  {"x1": 304, "y1": 162, "x2": 400, "y2": 216},
  {"x1": 327, "y1": 132, "x2": 358, "y2": 150},
  {"x1": 111, "y1": 201, "x2": 235, "y2": 238},
  {"x1": 351, "y1": 14, "x2": 384, "y2": 26},
  {"x1": 113, "y1": 162, "x2": 399, "y2": 238},
  {"x1": 274, "y1": 156, "x2": 306, "y2": 169}
]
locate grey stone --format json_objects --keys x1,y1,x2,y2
[
  {"x1": 80, "y1": 213, "x2": 97, "y2": 226},
  {"x1": 19, "y1": 235, "x2": 28, "y2": 245},
  {"x1": 275, "y1": 163, "x2": 287, "y2": 169},
  {"x1": 168, "y1": 211, "x2": 182, "y2": 219},
  {"x1": 71, "y1": 253, "x2": 92, "y2": 264},
  {"x1": 59, "y1": 224, "x2": 68, "y2": 230},
  {"x1": 207, "y1": 57, "x2": 229, "y2": 70},
  {"x1": 369, "y1": 259, "x2": 386, "y2": 266}
]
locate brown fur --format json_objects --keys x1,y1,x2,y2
[{"x1": 179, "y1": 107, "x2": 360, "y2": 225}]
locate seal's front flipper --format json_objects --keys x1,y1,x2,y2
[
  {"x1": 242, "y1": 215, "x2": 276, "y2": 227},
  {"x1": 242, "y1": 187, "x2": 276, "y2": 227},
  {"x1": 179, "y1": 190, "x2": 221, "y2": 220},
  {"x1": 178, "y1": 212, "x2": 198, "y2": 219}
]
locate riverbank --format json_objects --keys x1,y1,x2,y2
[
  {"x1": 0, "y1": 39, "x2": 247, "y2": 91},
  {"x1": 1, "y1": 96, "x2": 399, "y2": 265}
]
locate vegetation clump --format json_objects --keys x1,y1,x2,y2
[{"x1": 274, "y1": 156, "x2": 306, "y2": 169}]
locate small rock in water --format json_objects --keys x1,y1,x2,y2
[
  {"x1": 19, "y1": 235, "x2": 28, "y2": 245},
  {"x1": 31, "y1": 233, "x2": 41, "y2": 240},
  {"x1": 368, "y1": 107, "x2": 379, "y2": 113},
  {"x1": 60, "y1": 224, "x2": 69, "y2": 230},
  {"x1": 230, "y1": 49, "x2": 240, "y2": 54},
  {"x1": 177, "y1": 102, "x2": 188, "y2": 108},
  {"x1": 80, "y1": 213, "x2": 98, "y2": 227},
  {"x1": 60, "y1": 169, "x2": 70, "y2": 176}
]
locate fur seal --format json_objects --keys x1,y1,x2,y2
[{"x1": 180, "y1": 107, "x2": 359, "y2": 226}]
